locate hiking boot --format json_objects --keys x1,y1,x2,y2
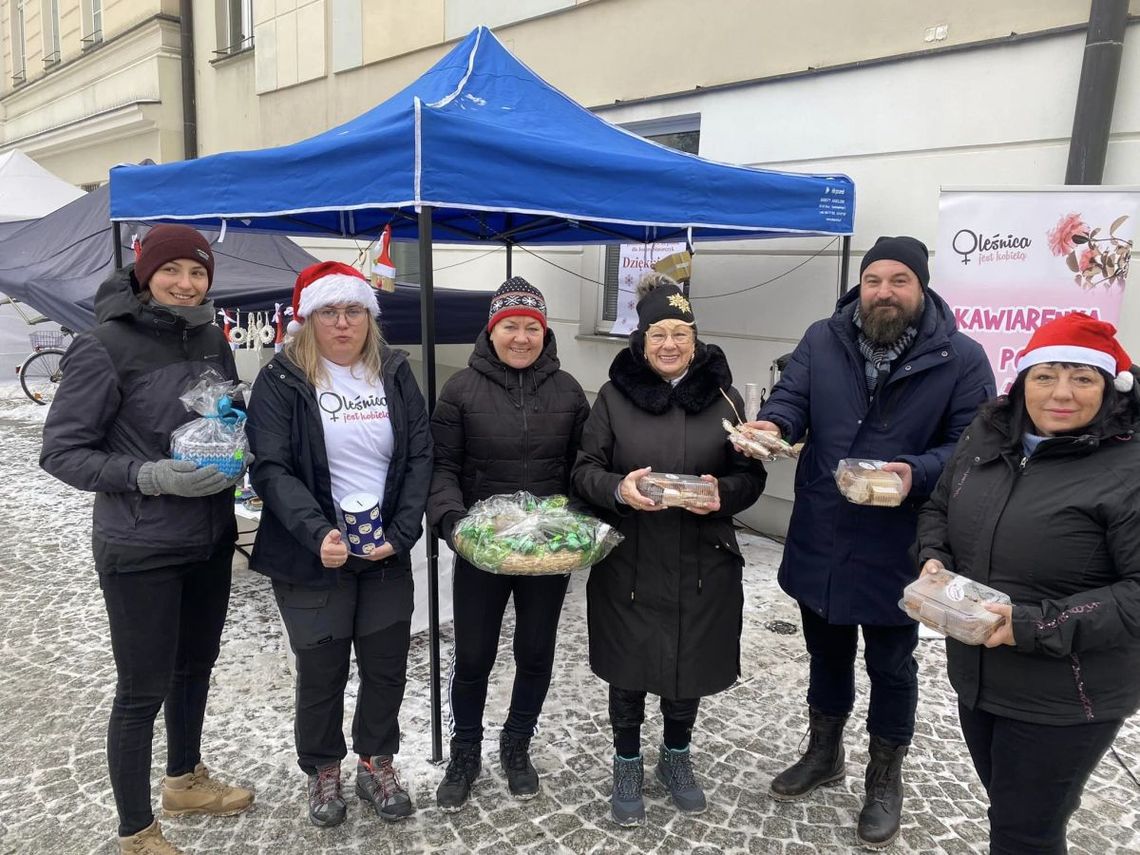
[
  {"x1": 856, "y1": 736, "x2": 908, "y2": 849},
  {"x1": 435, "y1": 739, "x2": 481, "y2": 812},
  {"x1": 610, "y1": 754, "x2": 645, "y2": 827},
  {"x1": 306, "y1": 763, "x2": 347, "y2": 828},
  {"x1": 356, "y1": 755, "x2": 414, "y2": 821},
  {"x1": 161, "y1": 762, "x2": 254, "y2": 817},
  {"x1": 655, "y1": 745, "x2": 707, "y2": 814},
  {"x1": 118, "y1": 820, "x2": 184, "y2": 855},
  {"x1": 499, "y1": 731, "x2": 540, "y2": 799},
  {"x1": 769, "y1": 708, "x2": 848, "y2": 801}
]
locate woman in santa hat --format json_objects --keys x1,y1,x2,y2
[
  {"x1": 915, "y1": 311, "x2": 1140, "y2": 855},
  {"x1": 245, "y1": 262, "x2": 432, "y2": 828}
]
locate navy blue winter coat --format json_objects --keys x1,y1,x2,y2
[{"x1": 759, "y1": 287, "x2": 995, "y2": 625}]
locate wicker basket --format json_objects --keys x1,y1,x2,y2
[{"x1": 453, "y1": 532, "x2": 592, "y2": 576}]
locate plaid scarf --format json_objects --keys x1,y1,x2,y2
[{"x1": 852, "y1": 303, "x2": 918, "y2": 395}]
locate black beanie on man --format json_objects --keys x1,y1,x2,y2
[{"x1": 859, "y1": 235, "x2": 930, "y2": 289}]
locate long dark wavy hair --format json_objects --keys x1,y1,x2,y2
[{"x1": 981, "y1": 363, "x2": 1140, "y2": 450}]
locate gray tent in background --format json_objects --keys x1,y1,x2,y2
[{"x1": 0, "y1": 182, "x2": 492, "y2": 342}]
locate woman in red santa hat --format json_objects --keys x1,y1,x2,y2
[
  {"x1": 245, "y1": 261, "x2": 432, "y2": 828},
  {"x1": 915, "y1": 311, "x2": 1140, "y2": 855}
]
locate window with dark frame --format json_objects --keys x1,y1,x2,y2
[
  {"x1": 216, "y1": 0, "x2": 254, "y2": 55},
  {"x1": 600, "y1": 118, "x2": 700, "y2": 325}
]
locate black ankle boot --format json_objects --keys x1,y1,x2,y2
[
  {"x1": 769, "y1": 708, "x2": 848, "y2": 800},
  {"x1": 435, "y1": 739, "x2": 481, "y2": 811},
  {"x1": 856, "y1": 735, "x2": 908, "y2": 849},
  {"x1": 499, "y1": 731, "x2": 540, "y2": 799}
]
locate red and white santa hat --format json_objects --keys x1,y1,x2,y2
[
  {"x1": 1016, "y1": 311, "x2": 1134, "y2": 392},
  {"x1": 287, "y1": 261, "x2": 380, "y2": 334}
]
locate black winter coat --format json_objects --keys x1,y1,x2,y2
[
  {"x1": 760, "y1": 288, "x2": 995, "y2": 624},
  {"x1": 427, "y1": 329, "x2": 590, "y2": 539},
  {"x1": 571, "y1": 343, "x2": 767, "y2": 699},
  {"x1": 246, "y1": 348, "x2": 432, "y2": 587},
  {"x1": 40, "y1": 267, "x2": 238, "y2": 573},
  {"x1": 916, "y1": 407, "x2": 1140, "y2": 725}
]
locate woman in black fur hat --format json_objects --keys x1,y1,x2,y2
[{"x1": 571, "y1": 273, "x2": 767, "y2": 827}]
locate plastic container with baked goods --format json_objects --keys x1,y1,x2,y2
[
  {"x1": 636, "y1": 472, "x2": 718, "y2": 509},
  {"x1": 898, "y1": 568, "x2": 1011, "y2": 645},
  {"x1": 834, "y1": 458, "x2": 904, "y2": 507}
]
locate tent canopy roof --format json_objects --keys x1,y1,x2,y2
[
  {"x1": 0, "y1": 149, "x2": 84, "y2": 223},
  {"x1": 110, "y1": 27, "x2": 854, "y2": 245},
  {"x1": 0, "y1": 183, "x2": 491, "y2": 341}
]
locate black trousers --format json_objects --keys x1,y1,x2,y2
[
  {"x1": 958, "y1": 702, "x2": 1122, "y2": 855},
  {"x1": 608, "y1": 685, "x2": 700, "y2": 755},
  {"x1": 799, "y1": 602, "x2": 919, "y2": 745},
  {"x1": 273, "y1": 568, "x2": 413, "y2": 774},
  {"x1": 100, "y1": 544, "x2": 233, "y2": 837},
  {"x1": 449, "y1": 557, "x2": 569, "y2": 743}
]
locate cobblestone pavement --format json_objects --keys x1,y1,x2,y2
[{"x1": 1, "y1": 391, "x2": 1137, "y2": 854}]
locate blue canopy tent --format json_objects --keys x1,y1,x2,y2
[{"x1": 109, "y1": 25, "x2": 855, "y2": 761}]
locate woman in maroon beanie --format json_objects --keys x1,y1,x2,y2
[{"x1": 41, "y1": 224, "x2": 253, "y2": 855}]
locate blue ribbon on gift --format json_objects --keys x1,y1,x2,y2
[{"x1": 205, "y1": 395, "x2": 247, "y2": 427}]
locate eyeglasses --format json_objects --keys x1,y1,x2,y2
[
  {"x1": 646, "y1": 330, "x2": 694, "y2": 346},
  {"x1": 314, "y1": 306, "x2": 370, "y2": 326}
]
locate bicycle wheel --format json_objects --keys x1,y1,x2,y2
[{"x1": 20, "y1": 348, "x2": 65, "y2": 405}]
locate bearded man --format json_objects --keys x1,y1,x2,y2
[{"x1": 746, "y1": 236, "x2": 994, "y2": 849}]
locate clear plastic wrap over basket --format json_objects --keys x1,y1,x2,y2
[
  {"x1": 452, "y1": 492, "x2": 624, "y2": 575},
  {"x1": 169, "y1": 369, "x2": 249, "y2": 480}
]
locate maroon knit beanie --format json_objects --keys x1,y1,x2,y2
[{"x1": 134, "y1": 225, "x2": 215, "y2": 291}]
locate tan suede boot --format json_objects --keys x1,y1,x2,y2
[
  {"x1": 118, "y1": 820, "x2": 185, "y2": 854},
  {"x1": 161, "y1": 763, "x2": 254, "y2": 817}
]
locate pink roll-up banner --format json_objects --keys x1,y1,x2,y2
[{"x1": 933, "y1": 187, "x2": 1138, "y2": 392}]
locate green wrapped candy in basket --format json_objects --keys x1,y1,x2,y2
[{"x1": 453, "y1": 491, "x2": 623, "y2": 575}]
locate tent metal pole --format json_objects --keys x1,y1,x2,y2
[
  {"x1": 113, "y1": 222, "x2": 123, "y2": 270},
  {"x1": 418, "y1": 205, "x2": 444, "y2": 764},
  {"x1": 839, "y1": 235, "x2": 852, "y2": 297},
  {"x1": 506, "y1": 242, "x2": 512, "y2": 278}
]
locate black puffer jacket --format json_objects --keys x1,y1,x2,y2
[
  {"x1": 427, "y1": 329, "x2": 590, "y2": 539},
  {"x1": 571, "y1": 342, "x2": 767, "y2": 699},
  {"x1": 40, "y1": 266, "x2": 238, "y2": 573},
  {"x1": 246, "y1": 347, "x2": 432, "y2": 587},
  {"x1": 916, "y1": 405, "x2": 1140, "y2": 725}
]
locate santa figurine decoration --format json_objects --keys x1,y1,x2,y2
[
  {"x1": 273, "y1": 303, "x2": 286, "y2": 352},
  {"x1": 370, "y1": 224, "x2": 397, "y2": 293}
]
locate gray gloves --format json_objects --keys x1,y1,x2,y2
[{"x1": 137, "y1": 459, "x2": 231, "y2": 497}]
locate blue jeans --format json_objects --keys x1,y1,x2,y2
[{"x1": 798, "y1": 602, "x2": 918, "y2": 745}]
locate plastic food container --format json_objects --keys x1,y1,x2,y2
[
  {"x1": 899, "y1": 568, "x2": 1011, "y2": 645},
  {"x1": 835, "y1": 459, "x2": 904, "y2": 507},
  {"x1": 723, "y1": 419, "x2": 799, "y2": 461},
  {"x1": 636, "y1": 473, "x2": 718, "y2": 508}
]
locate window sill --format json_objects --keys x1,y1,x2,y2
[
  {"x1": 575, "y1": 333, "x2": 629, "y2": 346},
  {"x1": 211, "y1": 45, "x2": 254, "y2": 67}
]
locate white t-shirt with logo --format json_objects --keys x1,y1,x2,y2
[{"x1": 315, "y1": 358, "x2": 394, "y2": 512}]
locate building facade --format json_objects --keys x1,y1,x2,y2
[
  {"x1": 4, "y1": 0, "x2": 1140, "y2": 530},
  {"x1": 0, "y1": 0, "x2": 185, "y2": 185}
]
